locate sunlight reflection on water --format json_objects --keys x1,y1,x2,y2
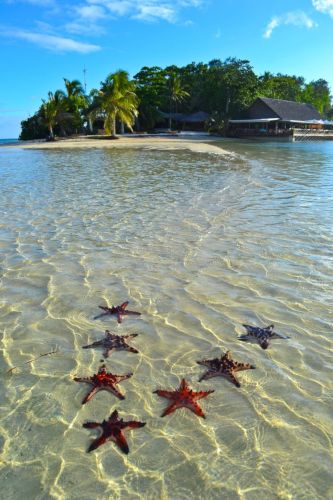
[{"x1": 0, "y1": 141, "x2": 332, "y2": 499}]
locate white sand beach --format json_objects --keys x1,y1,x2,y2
[{"x1": 3, "y1": 134, "x2": 234, "y2": 156}]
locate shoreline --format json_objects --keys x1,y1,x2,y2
[{"x1": 0, "y1": 134, "x2": 234, "y2": 156}]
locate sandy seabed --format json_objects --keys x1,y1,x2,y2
[{"x1": 4, "y1": 134, "x2": 234, "y2": 156}]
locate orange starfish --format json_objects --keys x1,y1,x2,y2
[
  {"x1": 154, "y1": 378, "x2": 214, "y2": 418},
  {"x1": 74, "y1": 364, "x2": 132, "y2": 404}
]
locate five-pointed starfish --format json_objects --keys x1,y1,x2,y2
[
  {"x1": 238, "y1": 324, "x2": 289, "y2": 349},
  {"x1": 94, "y1": 301, "x2": 141, "y2": 323},
  {"x1": 197, "y1": 351, "x2": 255, "y2": 388},
  {"x1": 153, "y1": 378, "x2": 214, "y2": 418},
  {"x1": 82, "y1": 330, "x2": 139, "y2": 358},
  {"x1": 74, "y1": 364, "x2": 132, "y2": 404},
  {"x1": 83, "y1": 409, "x2": 146, "y2": 454}
]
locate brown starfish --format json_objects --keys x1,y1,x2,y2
[
  {"x1": 238, "y1": 324, "x2": 289, "y2": 349},
  {"x1": 153, "y1": 378, "x2": 214, "y2": 418},
  {"x1": 74, "y1": 364, "x2": 132, "y2": 404},
  {"x1": 83, "y1": 409, "x2": 146, "y2": 454},
  {"x1": 82, "y1": 330, "x2": 139, "y2": 358},
  {"x1": 197, "y1": 351, "x2": 255, "y2": 388},
  {"x1": 94, "y1": 301, "x2": 141, "y2": 323}
]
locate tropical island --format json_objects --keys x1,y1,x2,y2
[{"x1": 19, "y1": 57, "x2": 333, "y2": 141}]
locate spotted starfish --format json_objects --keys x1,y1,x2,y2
[
  {"x1": 153, "y1": 378, "x2": 214, "y2": 418},
  {"x1": 82, "y1": 330, "x2": 139, "y2": 358},
  {"x1": 238, "y1": 324, "x2": 289, "y2": 349},
  {"x1": 197, "y1": 351, "x2": 255, "y2": 388},
  {"x1": 94, "y1": 301, "x2": 141, "y2": 323},
  {"x1": 74, "y1": 365, "x2": 132, "y2": 404},
  {"x1": 83, "y1": 409, "x2": 146, "y2": 454}
]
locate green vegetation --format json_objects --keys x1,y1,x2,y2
[{"x1": 20, "y1": 59, "x2": 333, "y2": 140}]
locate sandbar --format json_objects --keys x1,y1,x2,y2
[{"x1": 3, "y1": 134, "x2": 234, "y2": 156}]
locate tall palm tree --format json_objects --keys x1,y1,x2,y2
[
  {"x1": 39, "y1": 91, "x2": 65, "y2": 139},
  {"x1": 166, "y1": 73, "x2": 189, "y2": 130},
  {"x1": 99, "y1": 70, "x2": 138, "y2": 136},
  {"x1": 62, "y1": 78, "x2": 86, "y2": 134}
]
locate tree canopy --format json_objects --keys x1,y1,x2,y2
[{"x1": 20, "y1": 57, "x2": 332, "y2": 140}]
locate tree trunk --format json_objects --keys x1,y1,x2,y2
[
  {"x1": 112, "y1": 116, "x2": 116, "y2": 136},
  {"x1": 120, "y1": 121, "x2": 124, "y2": 134}
]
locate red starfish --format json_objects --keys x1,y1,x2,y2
[
  {"x1": 197, "y1": 351, "x2": 255, "y2": 388},
  {"x1": 153, "y1": 378, "x2": 214, "y2": 418},
  {"x1": 94, "y1": 301, "x2": 141, "y2": 323},
  {"x1": 74, "y1": 365, "x2": 132, "y2": 404},
  {"x1": 83, "y1": 409, "x2": 146, "y2": 454}
]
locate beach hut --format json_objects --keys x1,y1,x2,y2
[{"x1": 228, "y1": 97, "x2": 329, "y2": 140}]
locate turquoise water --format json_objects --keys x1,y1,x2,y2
[
  {"x1": 0, "y1": 140, "x2": 332, "y2": 499},
  {"x1": 0, "y1": 139, "x2": 20, "y2": 145}
]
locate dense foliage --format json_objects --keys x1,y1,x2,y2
[{"x1": 20, "y1": 58, "x2": 333, "y2": 140}]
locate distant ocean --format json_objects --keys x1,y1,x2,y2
[{"x1": 0, "y1": 138, "x2": 20, "y2": 145}]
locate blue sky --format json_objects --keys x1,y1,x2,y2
[{"x1": 1, "y1": 0, "x2": 333, "y2": 138}]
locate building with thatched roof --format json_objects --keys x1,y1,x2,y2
[{"x1": 228, "y1": 97, "x2": 333, "y2": 140}]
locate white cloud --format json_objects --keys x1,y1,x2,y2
[
  {"x1": 75, "y1": 4, "x2": 106, "y2": 20},
  {"x1": 4, "y1": 29, "x2": 101, "y2": 53},
  {"x1": 312, "y1": 0, "x2": 333, "y2": 17},
  {"x1": 134, "y1": 5, "x2": 175, "y2": 22},
  {"x1": 264, "y1": 11, "x2": 317, "y2": 38},
  {"x1": 86, "y1": 0, "x2": 202, "y2": 22}
]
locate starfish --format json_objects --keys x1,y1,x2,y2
[
  {"x1": 94, "y1": 301, "x2": 141, "y2": 323},
  {"x1": 83, "y1": 409, "x2": 146, "y2": 454},
  {"x1": 82, "y1": 330, "x2": 139, "y2": 358},
  {"x1": 153, "y1": 378, "x2": 214, "y2": 418},
  {"x1": 197, "y1": 351, "x2": 255, "y2": 388},
  {"x1": 238, "y1": 324, "x2": 289, "y2": 349},
  {"x1": 74, "y1": 364, "x2": 132, "y2": 404}
]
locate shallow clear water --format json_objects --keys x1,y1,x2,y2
[{"x1": 0, "y1": 140, "x2": 332, "y2": 499}]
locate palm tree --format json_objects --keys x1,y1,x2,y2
[
  {"x1": 99, "y1": 70, "x2": 138, "y2": 136},
  {"x1": 166, "y1": 73, "x2": 189, "y2": 130},
  {"x1": 62, "y1": 78, "x2": 86, "y2": 134},
  {"x1": 39, "y1": 91, "x2": 65, "y2": 139}
]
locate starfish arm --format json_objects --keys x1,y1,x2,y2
[
  {"x1": 82, "y1": 340, "x2": 103, "y2": 350},
  {"x1": 125, "y1": 421, "x2": 146, "y2": 430},
  {"x1": 116, "y1": 373, "x2": 133, "y2": 382},
  {"x1": 87, "y1": 434, "x2": 107, "y2": 453},
  {"x1": 117, "y1": 312, "x2": 123, "y2": 323},
  {"x1": 109, "y1": 410, "x2": 119, "y2": 422},
  {"x1": 160, "y1": 401, "x2": 179, "y2": 417},
  {"x1": 234, "y1": 362, "x2": 256, "y2": 372},
  {"x1": 74, "y1": 376, "x2": 91, "y2": 384},
  {"x1": 265, "y1": 324, "x2": 275, "y2": 333},
  {"x1": 224, "y1": 372, "x2": 241, "y2": 388},
  {"x1": 259, "y1": 339, "x2": 269, "y2": 349},
  {"x1": 83, "y1": 421, "x2": 100, "y2": 429},
  {"x1": 120, "y1": 301, "x2": 129, "y2": 310},
  {"x1": 199, "y1": 371, "x2": 217, "y2": 382},
  {"x1": 195, "y1": 389, "x2": 214, "y2": 400},
  {"x1": 126, "y1": 333, "x2": 139, "y2": 339},
  {"x1": 188, "y1": 401, "x2": 206, "y2": 418},
  {"x1": 196, "y1": 359, "x2": 212, "y2": 368},
  {"x1": 93, "y1": 312, "x2": 109, "y2": 320},
  {"x1": 104, "y1": 385, "x2": 125, "y2": 400},
  {"x1": 125, "y1": 346, "x2": 139, "y2": 354},
  {"x1": 270, "y1": 332, "x2": 289, "y2": 339},
  {"x1": 124, "y1": 311, "x2": 141, "y2": 317},
  {"x1": 153, "y1": 389, "x2": 176, "y2": 399},
  {"x1": 82, "y1": 386, "x2": 100, "y2": 404},
  {"x1": 113, "y1": 431, "x2": 129, "y2": 454},
  {"x1": 179, "y1": 379, "x2": 189, "y2": 391},
  {"x1": 103, "y1": 348, "x2": 114, "y2": 358}
]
